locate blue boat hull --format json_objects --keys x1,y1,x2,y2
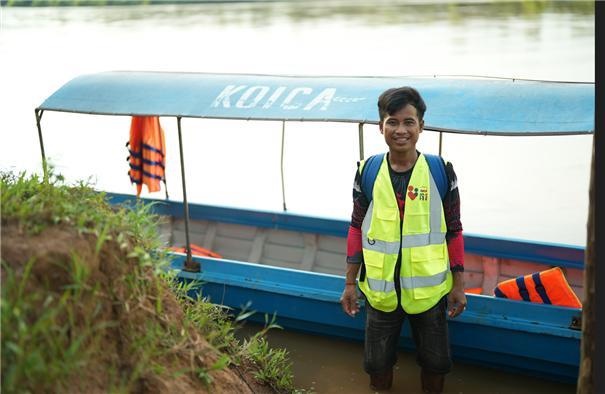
[{"x1": 170, "y1": 256, "x2": 581, "y2": 384}]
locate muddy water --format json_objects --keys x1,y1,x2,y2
[{"x1": 236, "y1": 323, "x2": 575, "y2": 394}]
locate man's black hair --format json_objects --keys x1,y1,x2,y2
[{"x1": 377, "y1": 86, "x2": 427, "y2": 122}]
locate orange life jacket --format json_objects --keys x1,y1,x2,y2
[
  {"x1": 168, "y1": 244, "x2": 223, "y2": 259},
  {"x1": 465, "y1": 287, "x2": 482, "y2": 295},
  {"x1": 127, "y1": 116, "x2": 166, "y2": 197},
  {"x1": 494, "y1": 267, "x2": 582, "y2": 309}
]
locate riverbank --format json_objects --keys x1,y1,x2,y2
[
  {"x1": 0, "y1": 171, "x2": 306, "y2": 393},
  {"x1": 1, "y1": 0, "x2": 277, "y2": 6}
]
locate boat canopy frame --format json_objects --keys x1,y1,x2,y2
[{"x1": 35, "y1": 71, "x2": 596, "y2": 271}]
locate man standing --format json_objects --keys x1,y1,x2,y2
[{"x1": 340, "y1": 87, "x2": 467, "y2": 393}]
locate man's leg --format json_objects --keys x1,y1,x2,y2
[
  {"x1": 408, "y1": 297, "x2": 451, "y2": 394},
  {"x1": 364, "y1": 303, "x2": 404, "y2": 391}
]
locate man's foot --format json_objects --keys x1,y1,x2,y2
[
  {"x1": 421, "y1": 369, "x2": 444, "y2": 393},
  {"x1": 370, "y1": 369, "x2": 393, "y2": 391}
]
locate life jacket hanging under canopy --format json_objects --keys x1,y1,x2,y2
[
  {"x1": 126, "y1": 116, "x2": 167, "y2": 197},
  {"x1": 494, "y1": 267, "x2": 582, "y2": 309}
]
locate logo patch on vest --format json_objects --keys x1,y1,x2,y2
[{"x1": 408, "y1": 185, "x2": 428, "y2": 201}]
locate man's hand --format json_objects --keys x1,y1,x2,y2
[
  {"x1": 340, "y1": 285, "x2": 360, "y2": 317},
  {"x1": 447, "y1": 271, "x2": 467, "y2": 318},
  {"x1": 341, "y1": 263, "x2": 362, "y2": 317},
  {"x1": 447, "y1": 287, "x2": 467, "y2": 318}
]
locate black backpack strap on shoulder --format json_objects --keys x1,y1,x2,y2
[
  {"x1": 424, "y1": 153, "x2": 447, "y2": 201},
  {"x1": 360, "y1": 153, "x2": 385, "y2": 202}
]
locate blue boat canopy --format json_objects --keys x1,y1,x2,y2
[{"x1": 38, "y1": 71, "x2": 594, "y2": 136}]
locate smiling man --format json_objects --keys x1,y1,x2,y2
[{"x1": 340, "y1": 87, "x2": 467, "y2": 393}]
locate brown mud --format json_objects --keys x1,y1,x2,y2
[{"x1": 1, "y1": 222, "x2": 275, "y2": 394}]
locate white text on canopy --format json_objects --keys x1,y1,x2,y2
[{"x1": 212, "y1": 85, "x2": 337, "y2": 111}]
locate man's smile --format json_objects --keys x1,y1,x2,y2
[{"x1": 392, "y1": 135, "x2": 411, "y2": 144}]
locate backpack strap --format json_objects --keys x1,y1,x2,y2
[
  {"x1": 424, "y1": 153, "x2": 448, "y2": 201},
  {"x1": 360, "y1": 153, "x2": 385, "y2": 202}
]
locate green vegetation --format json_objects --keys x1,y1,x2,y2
[
  {"x1": 1, "y1": 170, "x2": 306, "y2": 393},
  {"x1": 5, "y1": 0, "x2": 150, "y2": 6},
  {"x1": 177, "y1": 293, "x2": 303, "y2": 393},
  {"x1": 4, "y1": 0, "x2": 210, "y2": 6}
]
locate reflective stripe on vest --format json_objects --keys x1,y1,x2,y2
[
  {"x1": 400, "y1": 270, "x2": 448, "y2": 289},
  {"x1": 366, "y1": 277, "x2": 396, "y2": 292},
  {"x1": 363, "y1": 265, "x2": 450, "y2": 293},
  {"x1": 358, "y1": 153, "x2": 452, "y2": 314}
]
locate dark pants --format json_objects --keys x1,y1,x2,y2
[{"x1": 363, "y1": 296, "x2": 452, "y2": 375}]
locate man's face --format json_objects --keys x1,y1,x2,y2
[{"x1": 379, "y1": 104, "x2": 424, "y2": 155}]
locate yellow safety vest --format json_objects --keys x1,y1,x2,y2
[{"x1": 358, "y1": 153, "x2": 452, "y2": 314}]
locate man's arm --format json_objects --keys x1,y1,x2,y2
[
  {"x1": 448, "y1": 235, "x2": 467, "y2": 318},
  {"x1": 443, "y1": 160, "x2": 464, "y2": 272},
  {"x1": 443, "y1": 160, "x2": 467, "y2": 317},
  {"x1": 340, "y1": 166, "x2": 368, "y2": 317}
]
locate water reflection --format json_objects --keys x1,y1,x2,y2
[
  {"x1": 0, "y1": 0, "x2": 594, "y2": 245},
  {"x1": 4, "y1": 1, "x2": 595, "y2": 28}
]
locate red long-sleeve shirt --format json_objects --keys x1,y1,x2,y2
[{"x1": 346, "y1": 152, "x2": 465, "y2": 272}]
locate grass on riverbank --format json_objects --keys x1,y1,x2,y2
[
  {"x1": 1, "y1": 170, "x2": 306, "y2": 393},
  {"x1": 3, "y1": 0, "x2": 230, "y2": 6}
]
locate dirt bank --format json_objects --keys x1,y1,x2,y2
[{"x1": 1, "y1": 221, "x2": 274, "y2": 393}]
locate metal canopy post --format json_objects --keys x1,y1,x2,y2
[
  {"x1": 280, "y1": 120, "x2": 287, "y2": 212},
  {"x1": 358, "y1": 123, "x2": 365, "y2": 160},
  {"x1": 163, "y1": 177, "x2": 169, "y2": 200},
  {"x1": 35, "y1": 109, "x2": 48, "y2": 181},
  {"x1": 177, "y1": 117, "x2": 199, "y2": 272},
  {"x1": 438, "y1": 131, "x2": 443, "y2": 156}
]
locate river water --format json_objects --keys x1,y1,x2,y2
[
  {"x1": 0, "y1": 0, "x2": 594, "y2": 246},
  {"x1": 236, "y1": 321, "x2": 575, "y2": 393},
  {"x1": 0, "y1": 2, "x2": 593, "y2": 392}
]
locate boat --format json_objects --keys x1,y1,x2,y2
[{"x1": 34, "y1": 71, "x2": 594, "y2": 384}]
